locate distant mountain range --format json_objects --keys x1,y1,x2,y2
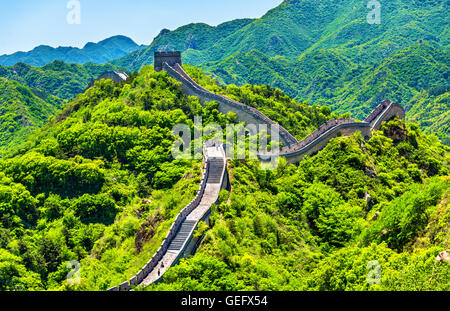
[{"x1": 0, "y1": 35, "x2": 146, "y2": 67}]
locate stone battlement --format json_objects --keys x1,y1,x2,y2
[
  {"x1": 159, "y1": 56, "x2": 405, "y2": 165},
  {"x1": 154, "y1": 51, "x2": 182, "y2": 72},
  {"x1": 164, "y1": 62, "x2": 298, "y2": 147}
]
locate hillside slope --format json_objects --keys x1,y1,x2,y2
[
  {"x1": 114, "y1": 0, "x2": 448, "y2": 69},
  {"x1": 406, "y1": 87, "x2": 449, "y2": 145},
  {"x1": 0, "y1": 60, "x2": 130, "y2": 151},
  {"x1": 0, "y1": 65, "x2": 448, "y2": 291},
  {"x1": 0, "y1": 78, "x2": 62, "y2": 152},
  {"x1": 0, "y1": 61, "x2": 129, "y2": 101}
]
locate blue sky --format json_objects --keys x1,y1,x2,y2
[{"x1": 0, "y1": 0, "x2": 282, "y2": 55}]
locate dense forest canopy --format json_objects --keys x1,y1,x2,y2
[
  {"x1": 0, "y1": 61, "x2": 130, "y2": 152},
  {"x1": 0, "y1": 65, "x2": 448, "y2": 291},
  {"x1": 0, "y1": 0, "x2": 448, "y2": 292}
]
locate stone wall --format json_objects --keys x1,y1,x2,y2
[
  {"x1": 162, "y1": 61, "x2": 406, "y2": 165},
  {"x1": 107, "y1": 154, "x2": 210, "y2": 291},
  {"x1": 170, "y1": 142, "x2": 228, "y2": 268},
  {"x1": 88, "y1": 71, "x2": 128, "y2": 88},
  {"x1": 154, "y1": 51, "x2": 182, "y2": 72},
  {"x1": 370, "y1": 101, "x2": 406, "y2": 131},
  {"x1": 267, "y1": 122, "x2": 371, "y2": 163},
  {"x1": 164, "y1": 63, "x2": 298, "y2": 148},
  {"x1": 260, "y1": 101, "x2": 405, "y2": 164}
]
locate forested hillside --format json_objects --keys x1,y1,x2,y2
[
  {"x1": 0, "y1": 78, "x2": 62, "y2": 153},
  {"x1": 0, "y1": 36, "x2": 145, "y2": 67},
  {"x1": 112, "y1": 0, "x2": 449, "y2": 144},
  {"x1": 0, "y1": 61, "x2": 129, "y2": 101},
  {"x1": 0, "y1": 65, "x2": 448, "y2": 291},
  {"x1": 0, "y1": 61, "x2": 130, "y2": 152},
  {"x1": 406, "y1": 86, "x2": 449, "y2": 146}
]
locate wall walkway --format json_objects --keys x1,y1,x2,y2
[
  {"x1": 108, "y1": 140, "x2": 227, "y2": 291},
  {"x1": 162, "y1": 63, "x2": 406, "y2": 164}
]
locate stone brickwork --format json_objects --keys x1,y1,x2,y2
[
  {"x1": 106, "y1": 55, "x2": 406, "y2": 291},
  {"x1": 154, "y1": 51, "x2": 182, "y2": 72},
  {"x1": 160, "y1": 58, "x2": 405, "y2": 165},
  {"x1": 88, "y1": 71, "x2": 128, "y2": 88}
]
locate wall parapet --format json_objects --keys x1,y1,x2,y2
[
  {"x1": 162, "y1": 60, "x2": 405, "y2": 165},
  {"x1": 107, "y1": 151, "x2": 211, "y2": 291},
  {"x1": 163, "y1": 63, "x2": 299, "y2": 147},
  {"x1": 260, "y1": 101, "x2": 405, "y2": 163}
]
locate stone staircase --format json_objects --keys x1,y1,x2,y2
[
  {"x1": 208, "y1": 157, "x2": 225, "y2": 184},
  {"x1": 168, "y1": 220, "x2": 197, "y2": 251}
]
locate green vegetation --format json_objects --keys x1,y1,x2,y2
[
  {"x1": 0, "y1": 66, "x2": 203, "y2": 290},
  {"x1": 0, "y1": 60, "x2": 130, "y2": 152},
  {"x1": 113, "y1": 0, "x2": 449, "y2": 144},
  {"x1": 0, "y1": 78, "x2": 61, "y2": 153},
  {"x1": 0, "y1": 64, "x2": 448, "y2": 291},
  {"x1": 0, "y1": 65, "x2": 321, "y2": 290},
  {"x1": 0, "y1": 0, "x2": 449, "y2": 290},
  {"x1": 406, "y1": 86, "x2": 449, "y2": 146},
  {"x1": 0, "y1": 60, "x2": 129, "y2": 101},
  {"x1": 147, "y1": 118, "x2": 450, "y2": 291}
]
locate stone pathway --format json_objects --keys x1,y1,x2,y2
[{"x1": 139, "y1": 144, "x2": 226, "y2": 287}]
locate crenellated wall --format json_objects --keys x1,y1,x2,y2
[
  {"x1": 161, "y1": 60, "x2": 405, "y2": 165},
  {"x1": 107, "y1": 56, "x2": 406, "y2": 291},
  {"x1": 154, "y1": 51, "x2": 182, "y2": 72},
  {"x1": 259, "y1": 101, "x2": 405, "y2": 164},
  {"x1": 163, "y1": 63, "x2": 298, "y2": 148},
  {"x1": 370, "y1": 101, "x2": 406, "y2": 131},
  {"x1": 259, "y1": 121, "x2": 372, "y2": 164},
  {"x1": 108, "y1": 141, "x2": 227, "y2": 291},
  {"x1": 108, "y1": 153, "x2": 211, "y2": 291}
]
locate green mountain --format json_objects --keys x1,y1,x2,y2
[
  {"x1": 406, "y1": 86, "x2": 449, "y2": 145},
  {"x1": 0, "y1": 60, "x2": 129, "y2": 101},
  {"x1": 0, "y1": 36, "x2": 145, "y2": 67},
  {"x1": 0, "y1": 60, "x2": 130, "y2": 151},
  {"x1": 115, "y1": 0, "x2": 448, "y2": 68},
  {"x1": 0, "y1": 78, "x2": 62, "y2": 152},
  {"x1": 112, "y1": 0, "x2": 449, "y2": 143},
  {"x1": 113, "y1": 19, "x2": 255, "y2": 70},
  {"x1": 0, "y1": 66, "x2": 448, "y2": 291}
]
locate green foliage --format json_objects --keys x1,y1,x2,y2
[
  {"x1": 406, "y1": 88, "x2": 449, "y2": 145},
  {"x1": 362, "y1": 177, "x2": 450, "y2": 251},
  {"x1": 0, "y1": 78, "x2": 60, "y2": 153},
  {"x1": 0, "y1": 62, "x2": 448, "y2": 292},
  {"x1": 148, "y1": 117, "x2": 449, "y2": 291},
  {"x1": 0, "y1": 65, "x2": 250, "y2": 290},
  {"x1": 0, "y1": 60, "x2": 132, "y2": 152},
  {"x1": 305, "y1": 243, "x2": 450, "y2": 291},
  {"x1": 113, "y1": 0, "x2": 449, "y2": 144}
]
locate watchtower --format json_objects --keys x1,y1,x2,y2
[{"x1": 154, "y1": 51, "x2": 182, "y2": 71}]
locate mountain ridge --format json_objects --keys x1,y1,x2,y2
[{"x1": 0, "y1": 35, "x2": 146, "y2": 67}]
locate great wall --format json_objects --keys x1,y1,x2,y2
[
  {"x1": 109, "y1": 140, "x2": 227, "y2": 291},
  {"x1": 107, "y1": 51, "x2": 405, "y2": 290}
]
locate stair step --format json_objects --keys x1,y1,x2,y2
[{"x1": 167, "y1": 220, "x2": 199, "y2": 251}]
